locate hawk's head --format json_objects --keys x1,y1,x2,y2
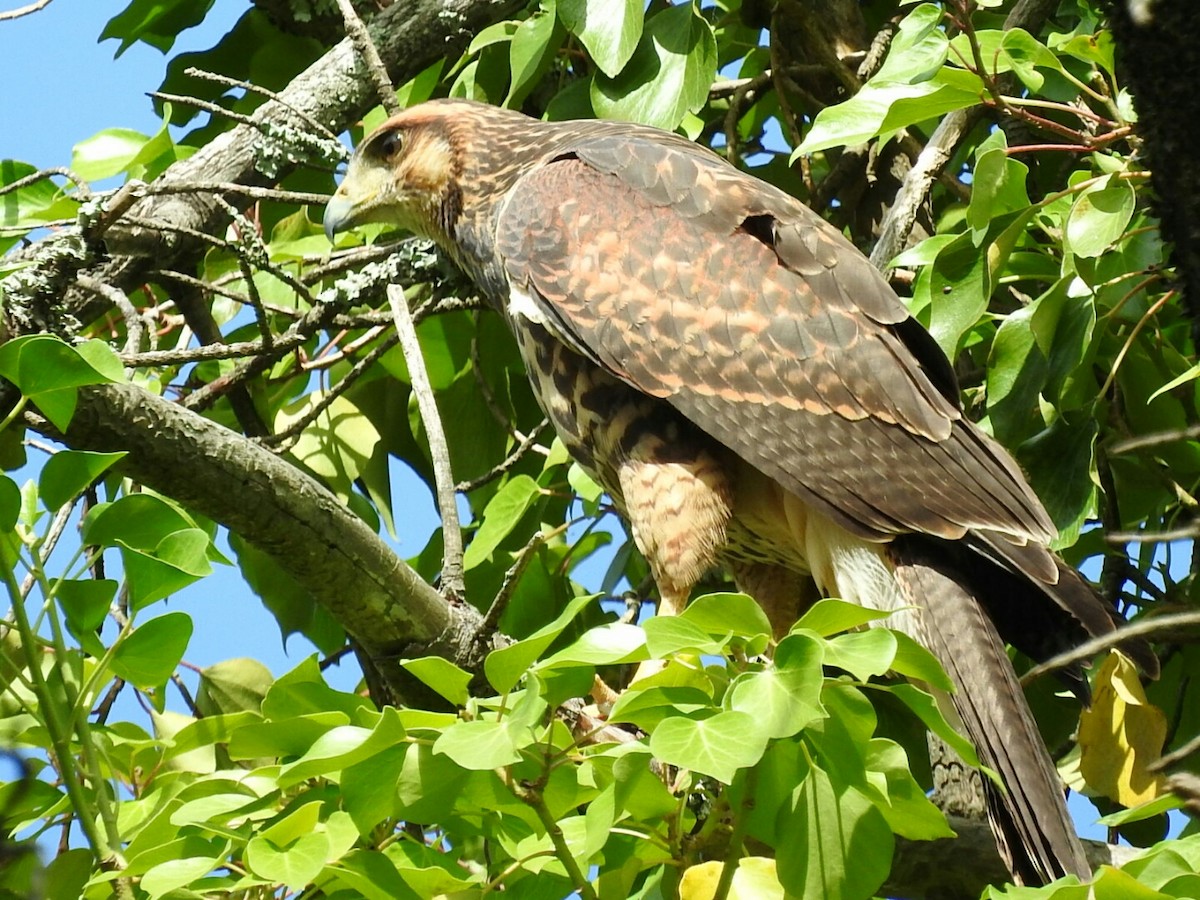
[{"x1": 323, "y1": 99, "x2": 544, "y2": 249}]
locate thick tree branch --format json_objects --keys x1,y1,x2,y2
[
  {"x1": 49, "y1": 0, "x2": 524, "y2": 330},
  {"x1": 38, "y1": 381, "x2": 487, "y2": 704}
]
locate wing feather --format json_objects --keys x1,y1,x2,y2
[{"x1": 495, "y1": 135, "x2": 1055, "y2": 547}]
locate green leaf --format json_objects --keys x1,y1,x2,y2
[
  {"x1": 967, "y1": 131, "x2": 1031, "y2": 243},
  {"x1": 56, "y1": 577, "x2": 117, "y2": 638},
  {"x1": 889, "y1": 631, "x2": 954, "y2": 691},
  {"x1": 507, "y1": 1, "x2": 560, "y2": 107},
  {"x1": 644, "y1": 615, "x2": 728, "y2": 657},
  {"x1": 0, "y1": 476, "x2": 21, "y2": 532},
  {"x1": 890, "y1": 683, "x2": 979, "y2": 767},
  {"x1": 558, "y1": 0, "x2": 642, "y2": 77},
  {"x1": 680, "y1": 592, "x2": 773, "y2": 640},
  {"x1": 0, "y1": 336, "x2": 121, "y2": 431},
  {"x1": 400, "y1": 656, "x2": 472, "y2": 706},
  {"x1": 433, "y1": 720, "x2": 523, "y2": 769},
  {"x1": 798, "y1": 67, "x2": 984, "y2": 155},
  {"x1": 726, "y1": 633, "x2": 826, "y2": 739},
  {"x1": 196, "y1": 657, "x2": 273, "y2": 717},
  {"x1": 591, "y1": 3, "x2": 717, "y2": 130},
  {"x1": 110, "y1": 611, "x2": 193, "y2": 689},
  {"x1": 245, "y1": 801, "x2": 329, "y2": 892},
  {"x1": 794, "y1": 598, "x2": 891, "y2": 637},
  {"x1": 340, "y1": 745, "x2": 405, "y2": 835},
  {"x1": 279, "y1": 708, "x2": 405, "y2": 785},
  {"x1": 390, "y1": 742, "x2": 471, "y2": 822},
  {"x1": 276, "y1": 392, "x2": 380, "y2": 493},
  {"x1": 864, "y1": 739, "x2": 954, "y2": 840},
  {"x1": 608, "y1": 684, "x2": 713, "y2": 730},
  {"x1": 463, "y1": 474, "x2": 541, "y2": 570},
  {"x1": 330, "y1": 850, "x2": 423, "y2": 900},
  {"x1": 101, "y1": 0, "x2": 217, "y2": 56},
  {"x1": 824, "y1": 629, "x2": 897, "y2": 681},
  {"x1": 871, "y1": 3, "x2": 949, "y2": 83},
  {"x1": 539, "y1": 622, "x2": 647, "y2": 667},
  {"x1": 141, "y1": 855, "x2": 222, "y2": 899},
  {"x1": 485, "y1": 593, "x2": 595, "y2": 693},
  {"x1": 39, "y1": 450, "x2": 126, "y2": 510},
  {"x1": 1065, "y1": 176, "x2": 1137, "y2": 258},
  {"x1": 776, "y1": 762, "x2": 893, "y2": 900},
  {"x1": 649, "y1": 710, "x2": 769, "y2": 783}
]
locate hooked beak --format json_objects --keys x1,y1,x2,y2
[
  {"x1": 323, "y1": 192, "x2": 356, "y2": 243},
  {"x1": 322, "y1": 159, "x2": 393, "y2": 242}
]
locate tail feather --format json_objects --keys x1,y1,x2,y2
[{"x1": 890, "y1": 537, "x2": 1092, "y2": 885}]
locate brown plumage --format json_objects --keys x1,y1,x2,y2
[{"x1": 324, "y1": 99, "x2": 1150, "y2": 885}]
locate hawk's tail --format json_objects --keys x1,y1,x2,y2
[{"x1": 890, "y1": 537, "x2": 1092, "y2": 886}]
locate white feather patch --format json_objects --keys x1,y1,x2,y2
[{"x1": 508, "y1": 284, "x2": 549, "y2": 325}]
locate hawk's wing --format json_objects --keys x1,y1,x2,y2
[{"x1": 495, "y1": 134, "x2": 1054, "y2": 552}]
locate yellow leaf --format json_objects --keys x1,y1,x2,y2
[
  {"x1": 679, "y1": 858, "x2": 784, "y2": 900},
  {"x1": 1078, "y1": 652, "x2": 1168, "y2": 807}
]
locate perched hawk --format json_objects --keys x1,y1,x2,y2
[{"x1": 324, "y1": 99, "x2": 1147, "y2": 884}]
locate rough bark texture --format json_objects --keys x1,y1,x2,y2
[
  {"x1": 49, "y1": 382, "x2": 489, "y2": 705},
  {"x1": 885, "y1": 816, "x2": 1135, "y2": 900},
  {"x1": 1110, "y1": 0, "x2": 1200, "y2": 345},
  {"x1": 63, "y1": 0, "x2": 525, "y2": 329}
]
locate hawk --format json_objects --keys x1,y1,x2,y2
[{"x1": 323, "y1": 99, "x2": 1147, "y2": 884}]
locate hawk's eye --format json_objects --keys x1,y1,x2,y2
[{"x1": 379, "y1": 131, "x2": 404, "y2": 160}]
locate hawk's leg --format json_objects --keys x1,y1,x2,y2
[{"x1": 616, "y1": 433, "x2": 734, "y2": 684}]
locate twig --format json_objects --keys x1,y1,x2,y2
[
  {"x1": 1107, "y1": 523, "x2": 1200, "y2": 544},
  {"x1": 77, "y1": 276, "x2": 142, "y2": 357},
  {"x1": 868, "y1": 0, "x2": 1059, "y2": 269},
  {"x1": 332, "y1": 0, "x2": 401, "y2": 116},
  {"x1": 1110, "y1": 423, "x2": 1200, "y2": 455},
  {"x1": 387, "y1": 284, "x2": 464, "y2": 600},
  {"x1": 1020, "y1": 610, "x2": 1200, "y2": 685},
  {"x1": 260, "y1": 329, "x2": 400, "y2": 446},
  {"x1": 182, "y1": 67, "x2": 343, "y2": 143},
  {"x1": 0, "y1": 0, "x2": 51, "y2": 19},
  {"x1": 481, "y1": 531, "x2": 547, "y2": 634},
  {"x1": 148, "y1": 91, "x2": 262, "y2": 129},
  {"x1": 0, "y1": 164, "x2": 89, "y2": 198},
  {"x1": 1152, "y1": 730, "x2": 1200, "y2": 772},
  {"x1": 145, "y1": 181, "x2": 333, "y2": 206},
  {"x1": 456, "y1": 419, "x2": 550, "y2": 493},
  {"x1": 1099, "y1": 291, "x2": 1176, "y2": 398}
]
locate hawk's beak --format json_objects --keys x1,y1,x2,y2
[
  {"x1": 323, "y1": 192, "x2": 356, "y2": 243},
  {"x1": 323, "y1": 160, "x2": 392, "y2": 242}
]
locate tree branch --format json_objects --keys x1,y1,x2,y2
[
  {"x1": 39, "y1": 381, "x2": 485, "y2": 704},
  {"x1": 387, "y1": 285, "x2": 465, "y2": 601},
  {"x1": 40, "y1": 0, "x2": 524, "y2": 332}
]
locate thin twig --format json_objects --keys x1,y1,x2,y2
[
  {"x1": 260, "y1": 329, "x2": 400, "y2": 446},
  {"x1": 0, "y1": 0, "x2": 52, "y2": 20},
  {"x1": 1107, "y1": 523, "x2": 1200, "y2": 544},
  {"x1": 1020, "y1": 610, "x2": 1200, "y2": 686},
  {"x1": 456, "y1": 420, "x2": 550, "y2": 493},
  {"x1": 148, "y1": 91, "x2": 262, "y2": 129},
  {"x1": 387, "y1": 285, "x2": 464, "y2": 600},
  {"x1": 145, "y1": 181, "x2": 332, "y2": 206},
  {"x1": 0, "y1": 164, "x2": 89, "y2": 198},
  {"x1": 77, "y1": 276, "x2": 143, "y2": 357},
  {"x1": 481, "y1": 531, "x2": 547, "y2": 634},
  {"x1": 1110, "y1": 423, "x2": 1200, "y2": 456},
  {"x1": 332, "y1": 0, "x2": 401, "y2": 116},
  {"x1": 182, "y1": 67, "x2": 343, "y2": 143}
]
